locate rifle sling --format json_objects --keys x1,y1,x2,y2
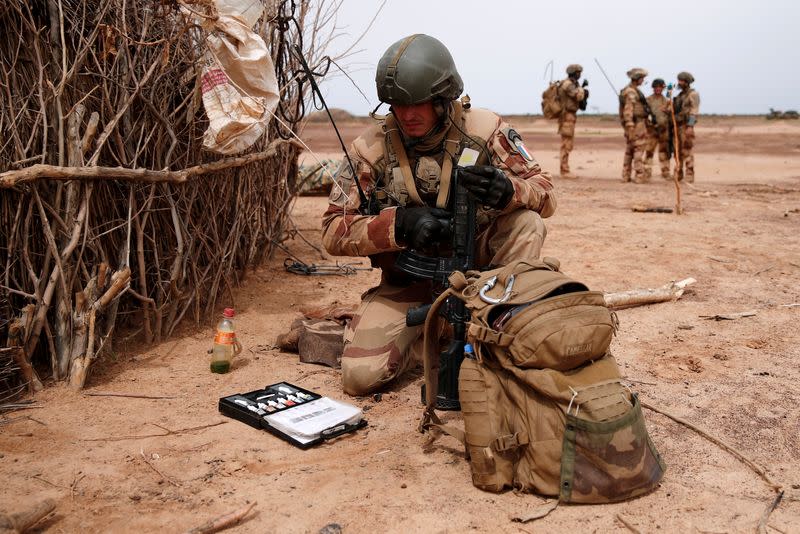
[
  {"x1": 421, "y1": 287, "x2": 457, "y2": 418},
  {"x1": 637, "y1": 88, "x2": 654, "y2": 122}
]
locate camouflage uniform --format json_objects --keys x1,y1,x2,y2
[
  {"x1": 558, "y1": 66, "x2": 586, "y2": 177},
  {"x1": 674, "y1": 72, "x2": 700, "y2": 182},
  {"x1": 322, "y1": 104, "x2": 556, "y2": 395},
  {"x1": 619, "y1": 68, "x2": 649, "y2": 183},
  {"x1": 645, "y1": 90, "x2": 671, "y2": 179}
]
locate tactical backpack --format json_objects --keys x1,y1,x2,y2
[
  {"x1": 420, "y1": 259, "x2": 665, "y2": 503},
  {"x1": 541, "y1": 81, "x2": 563, "y2": 120}
]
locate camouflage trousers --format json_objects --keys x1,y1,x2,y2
[
  {"x1": 622, "y1": 121, "x2": 648, "y2": 183},
  {"x1": 644, "y1": 127, "x2": 671, "y2": 179},
  {"x1": 341, "y1": 209, "x2": 548, "y2": 396},
  {"x1": 558, "y1": 113, "x2": 577, "y2": 175},
  {"x1": 675, "y1": 124, "x2": 695, "y2": 182}
]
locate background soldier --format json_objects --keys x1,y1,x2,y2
[
  {"x1": 322, "y1": 34, "x2": 556, "y2": 396},
  {"x1": 619, "y1": 68, "x2": 650, "y2": 183},
  {"x1": 645, "y1": 78, "x2": 671, "y2": 180},
  {"x1": 674, "y1": 71, "x2": 700, "y2": 182},
  {"x1": 557, "y1": 64, "x2": 588, "y2": 178}
]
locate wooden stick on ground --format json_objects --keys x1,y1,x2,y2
[
  {"x1": 615, "y1": 514, "x2": 642, "y2": 534},
  {"x1": 642, "y1": 400, "x2": 781, "y2": 491},
  {"x1": 183, "y1": 502, "x2": 257, "y2": 534},
  {"x1": 604, "y1": 278, "x2": 696, "y2": 310},
  {"x1": 0, "y1": 498, "x2": 56, "y2": 534},
  {"x1": 139, "y1": 449, "x2": 181, "y2": 487},
  {"x1": 757, "y1": 491, "x2": 784, "y2": 534},
  {"x1": 643, "y1": 401, "x2": 785, "y2": 531},
  {"x1": 84, "y1": 392, "x2": 177, "y2": 399},
  {"x1": 83, "y1": 421, "x2": 227, "y2": 442}
]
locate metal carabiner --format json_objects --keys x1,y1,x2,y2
[{"x1": 479, "y1": 274, "x2": 516, "y2": 304}]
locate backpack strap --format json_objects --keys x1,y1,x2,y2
[
  {"x1": 384, "y1": 114, "x2": 425, "y2": 206},
  {"x1": 435, "y1": 101, "x2": 464, "y2": 208}
]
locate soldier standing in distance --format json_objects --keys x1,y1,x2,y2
[
  {"x1": 619, "y1": 68, "x2": 650, "y2": 183},
  {"x1": 321, "y1": 34, "x2": 556, "y2": 396},
  {"x1": 673, "y1": 71, "x2": 700, "y2": 182},
  {"x1": 645, "y1": 78, "x2": 671, "y2": 180},
  {"x1": 557, "y1": 64, "x2": 588, "y2": 179}
]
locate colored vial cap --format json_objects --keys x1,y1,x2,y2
[
  {"x1": 223, "y1": 308, "x2": 235, "y2": 318},
  {"x1": 464, "y1": 343, "x2": 474, "y2": 354}
]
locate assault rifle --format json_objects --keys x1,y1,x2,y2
[
  {"x1": 395, "y1": 163, "x2": 478, "y2": 411},
  {"x1": 578, "y1": 79, "x2": 589, "y2": 111}
]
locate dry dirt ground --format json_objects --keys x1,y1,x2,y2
[{"x1": 2, "y1": 116, "x2": 800, "y2": 533}]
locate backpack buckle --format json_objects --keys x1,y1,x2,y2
[{"x1": 492, "y1": 431, "x2": 529, "y2": 452}]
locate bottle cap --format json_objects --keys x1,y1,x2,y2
[{"x1": 223, "y1": 308, "x2": 235, "y2": 318}]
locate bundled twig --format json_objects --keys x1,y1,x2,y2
[{"x1": 0, "y1": 0, "x2": 331, "y2": 393}]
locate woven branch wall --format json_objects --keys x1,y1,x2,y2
[{"x1": 0, "y1": 0, "x2": 314, "y2": 396}]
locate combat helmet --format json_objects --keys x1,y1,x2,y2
[
  {"x1": 627, "y1": 68, "x2": 648, "y2": 81},
  {"x1": 677, "y1": 71, "x2": 695, "y2": 84},
  {"x1": 376, "y1": 34, "x2": 463, "y2": 105},
  {"x1": 652, "y1": 78, "x2": 665, "y2": 88},
  {"x1": 566, "y1": 64, "x2": 583, "y2": 75}
]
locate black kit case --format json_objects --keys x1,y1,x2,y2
[{"x1": 218, "y1": 381, "x2": 366, "y2": 449}]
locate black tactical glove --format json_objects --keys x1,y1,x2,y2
[
  {"x1": 582, "y1": 79, "x2": 589, "y2": 87},
  {"x1": 458, "y1": 165, "x2": 515, "y2": 209},
  {"x1": 395, "y1": 206, "x2": 451, "y2": 250}
]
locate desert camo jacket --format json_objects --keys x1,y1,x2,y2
[
  {"x1": 559, "y1": 79, "x2": 586, "y2": 114},
  {"x1": 321, "y1": 107, "x2": 556, "y2": 260},
  {"x1": 646, "y1": 93, "x2": 669, "y2": 130},
  {"x1": 674, "y1": 87, "x2": 700, "y2": 125},
  {"x1": 620, "y1": 84, "x2": 648, "y2": 128}
]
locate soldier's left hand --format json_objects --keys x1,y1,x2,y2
[
  {"x1": 685, "y1": 126, "x2": 695, "y2": 138},
  {"x1": 458, "y1": 165, "x2": 514, "y2": 209}
]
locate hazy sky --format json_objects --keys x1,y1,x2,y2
[{"x1": 315, "y1": 0, "x2": 799, "y2": 115}]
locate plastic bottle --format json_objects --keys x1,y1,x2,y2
[{"x1": 211, "y1": 308, "x2": 239, "y2": 373}]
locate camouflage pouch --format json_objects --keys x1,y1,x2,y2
[{"x1": 560, "y1": 394, "x2": 665, "y2": 503}]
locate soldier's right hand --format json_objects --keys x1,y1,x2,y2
[{"x1": 395, "y1": 206, "x2": 450, "y2": 250}]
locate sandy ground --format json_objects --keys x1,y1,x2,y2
[{"x1": 2, "y1": 116, "x2": 800, "y2": 533}]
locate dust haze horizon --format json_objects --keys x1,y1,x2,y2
[{"x1": 314, "y1": 0, "x2": 799, "y2": 116}]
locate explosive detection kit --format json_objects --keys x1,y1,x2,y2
[{"x1": 218, "y1": 382, "x2": 365, "y2": 448}]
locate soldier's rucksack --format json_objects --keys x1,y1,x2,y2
[
  {"x1": 541, "y1": 81, "x2": 563, "y2": 120},
  {"x1": 420, "y1": 259, "x2": 665, "y2": 503}
]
